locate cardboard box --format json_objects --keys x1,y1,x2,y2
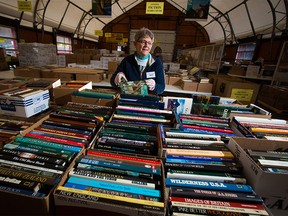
[
  {"x1": 71, "y1": 95, "x2": 117, "y2": 107},
  {"x1": 0, "y1": 89, "x2": 50, "y2": 118},
  {"x1": 169, "y1": 76, "x2": 182, "y2": 85},
  {"x1": 54, "y1": 153, "x2": 166, "y2": 216},
  {"x1": 214, "y1": 77, "x2": 260, "y2": 105},
  {"x1": 108, "y1": 61, "x2": 120, "y2": 73},
  {"x1": 246, "y1": 65, "x2": 260, "y2": 77},
  {"x1": 228, "y1": 65, "x2": 246, "y2": 76},
  {"x1": 227, "y1": 137, "x2": 288, "y2": 215},
  {"x1": 197, "y1": 83, "x2": 213, "y2": 93},
  {"x1": 207, "y1": 74, "x2": 240, "y2": 95},
  {"x1": 0, "y1": 187, "x2": 55, "y2": 216},
  {"x1": 180, "y1": 79, "x2": 198, "y2": 91},
  {"x1": 76, "y1": 73, "x2": 103, "y2": 83},
  {"x1": 53, "y1": 81, "x2": 92, "y2": 105}
]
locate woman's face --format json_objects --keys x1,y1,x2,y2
[{"x1": 134, "y1": 36, "x2": 153, "y2": 57}]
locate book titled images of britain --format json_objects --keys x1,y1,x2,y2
[{"x1": 54, "y1": 150, "x2": 165, "y2": 214}]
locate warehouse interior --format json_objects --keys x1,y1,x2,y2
[{"x1": 0, "y1": 1, "x2": 287, "y2": 216}]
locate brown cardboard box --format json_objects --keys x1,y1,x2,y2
[
  {"x1": 180, "y1": 79, "x2": 198, "y2": 91},
  {"x1": 227, "y1": 137, "x2": 288, "y2": 216},
  {"x1": 207, "y1": 73, "x2": 236, "y2": 94},
  {"x1": 53, "y1": 81, "x2": 92, "y2": 105},
  {"x1": 71, "y1": 95, "x2": 116, "y2": 107},
  {"x1": 228, "y1": 64, "x2": 246, "y2": 76},
  {"x1": 214, "y1": 77, "x2": 260, "y2": 105},
  {"x1": 197, "y1": 83, "x2": 213, "y2": 93},
  {"x1": 169, "y1": 76, "x2": 182, "y2": 85},
  {"x1": 76, "y1": 73, "x2": 104, "y2": 83},
  {"x1": 108, "y1": 61, "x2": 120, "y2": 73}
]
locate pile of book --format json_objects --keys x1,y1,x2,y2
[
  {"x1": 179, "y1": 113, "x2": 236, "y2": 138},
  {"x1": 191, "y1": 95, "x2": 257, "y2": 118},
  {"x1": 231, "y1": 116, "x2": 288, "y2": 140},
  {"x1": 72, "y1": 87, "x2": 119, "y2": 98},
  {"x1": 0, "y1": 136, "x2": 78, "y2": 197},
  {"x1": 162, "y1": 130, "x2": 270, "y2": 215},
  {"x1": 112, "y1": 94, "x2": 176, "y2": 128},
  {"x1": 246, "y1": 149, "x2": 288, "y2": 174},
  {"x1": 95, "y1": 121, "x2": 160, "y2": 156},
  {"x1": 0, "y1": 118, "x2": 33, "y2": 147},
  {"x1": 54, "y1": 150, "x2": 166, "y2": 216}
]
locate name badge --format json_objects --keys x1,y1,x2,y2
[{"x1": 146, "y1": 71, "x2": 156, "y2": 78}]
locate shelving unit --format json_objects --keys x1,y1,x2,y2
[
  {"x1": 271, "y1": 41, "x2": 288, "y2": 86},
  {"x1": 181, "y1": 43, "x2": 224, "y2": 73}
]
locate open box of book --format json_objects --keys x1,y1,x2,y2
[
  {"x1": 53, "y1": 150, "x2": 167, "y2": 216},
  {"x1": 227, "y1": 137, "x2": 288, "y2": 215}
]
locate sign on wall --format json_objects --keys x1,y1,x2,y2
[{"x1": 146, "y1": 2, "x2": 164, "y2": 15}]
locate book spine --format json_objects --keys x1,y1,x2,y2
[
  {"x1": 77, "y1": 156, "x2": 161, "y2": 175},
  {"x1": 0, "y1": 185, "x2": 46, "y2": 197},
  {"x1": 25, "y1": 132, "x2": 86, "y2": 147},
  {"x1": 166, "y1": 178, "x2": 253, "y2": 193},
  {"x1": 76, "y1": 163, "x2": 154, "y2": 180},
  {"x1": 170, "y1": 197, "x2": 267, "y2": 213},
  {"x1": 181, "y1": 124, "x2": 234, "y2": 134},
  {"x1": 4, "y1": 142, "x2": 74, "y2": 161},
  {"x1": 170, "y1": 187, "x2": 263, "y2": 203},
  {"x1": 15, "y1": 136, "x2": 82, "y2": 153},
  {"x1": 165, "y1": 149, "x2": 234, "y2": 159},
  {"x1": 34, "y1": 127, "x2": 91, "y2": 139},
  {"x1": 69, "y1": 168, "x2": 156, "y2": 189},
  {"x1": 165, "y1": 158, "x2": 236, "y2": 166},
  {"x1": 166, "y1": 172, "x2": 246, "y2": 184},
  {"x1": 0, "y1": 158, "x2": 63, "y2": 175},
  {"x1": 1, "y1": 148, "x2": 67, "y2": 166},
  {"x1": 166, "y1": 154, "x2": 234, "y2": 162},
  {"x1": 171, "y1": 205, "x2": 258, "y2": 216},
  {"x1": 0, "y1": 153, "x2": 66, "y2": 171},
  {"x1": 64, "y1": 182, "x2": 159, "y2": 201},
  {"x1": 0, "y1": 175, "x2": 41, "y2": 192},
  {"x1": 165, "y1": 131, "x2": 221, "y2": 141},
  {"x1": 55, "y1": 186, "x2": 164, "y2": 212},
  {"x1": 86, "y1": 150, "x2": 161, "y2": 166},
  {"x1": 67, "y1": 176, "x2": 161, "y2": 198},
  {"x1": 165, "y1": 162, "x2": 240, "y2": 173},
  {"x1": 0, "y1": 166, "x2": 60, "y2": 185}
]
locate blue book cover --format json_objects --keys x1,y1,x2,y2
[
  {"x1": 165, "y1": 178, "x2": 253, "y2": 193},
  {"x1": 166, "y1": 154, "x2": 234, "y2": 162},
  {"x1": 67, "y1": 176, "x2": 161, "y2": 198},
  {"x1": 0, "y1": 185, "x2": 46, "y2": 197},
  {"x1": 165, "y1": 158, "x2": 231, "y2": 165}
]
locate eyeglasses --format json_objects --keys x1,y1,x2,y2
[{"x1": 137, "y1": 40, "x2": 153, "y2": 46}]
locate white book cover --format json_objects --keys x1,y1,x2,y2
[{"x1": 162, "y1": 96, "x2": 193, "y2": 115}]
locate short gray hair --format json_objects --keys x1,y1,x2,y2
[{"x1": 134, "y1": 27, "x2": 154, "y2": 42}]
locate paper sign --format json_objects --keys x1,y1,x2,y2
[
  {"x1": 18, "y1": 0, "x2": 32, "y2": 12},
  {"x1": 146, "y1": 2, "x2": 164, "y2": 14},
  {"x1": 231, "y1": 89, "x2": 254, "y2": 102}
]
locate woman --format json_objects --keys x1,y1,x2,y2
[{"x1": 110, "y1": 27, "x2": 165, "y2": 95}]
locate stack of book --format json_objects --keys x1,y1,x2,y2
[
  {"x1": 179, "y1": 113, "x2": 236, "y2": 138},
  {"x1": 72, "y1": 87, "x2": 118, "y2": 99},
  {"x1": 246, "y1": 149, "x2": 288, "y2": 174},
  {"x1": 191, "y1": 95, "x2": 255, "y2": 118},
  {"x1": 0, "y1": 136, "x2": 78, "y2": 197},
  {"x1": 112, "y1": 94, "x2": 176, "y2": 128},
  {"x1": 94, "y1": 121, "x2": 160, "y2": 156},
  {"x1": 162, "y1": 131, "x2": 269, "y2": 215},
  {"x1": 231, "y1": 116, "x2": 288, "y2": 140},
  {"x1": 0, "y1": 118, "x2": 33, "y2": 147},
  {"x1": 54, "y1": 150, "x2": 166, "y2": 216}
]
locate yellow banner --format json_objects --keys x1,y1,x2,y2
[
  {"x1": 105, "y1": 33, "x2": 112, "y2": 37},
  {"x1": 231, "y1": 89, "x2": 254, "y2": 102},
  {"x1": 146, "y1": 2, "x2": 164, "y2": 14},
  {"x1": 18, "y1": 0, "x2": 32, "y2": 12},
  {"x1": 94, "y1": 30, "x2": 103, "y2": 36},
  {"x1": 0, "y1": 38, "x2": 5, "y2": 43}
]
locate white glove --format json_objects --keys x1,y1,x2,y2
[
  {"x1": 145, "y1": 79, "x2": 156, "y2": 91},
  {"x1": 114, "y1": 72, "x2": 127, "y2": 86}
]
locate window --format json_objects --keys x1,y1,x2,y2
[
  {"x1": 235, "y1": 42, "x2": 256, "y2": 63},
  {"x1": 56, "y1": 35, "x2": 72, "y2": 54},
  {"x1": 0, "y1": 26, "x2": 18, "y2": 57}
]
